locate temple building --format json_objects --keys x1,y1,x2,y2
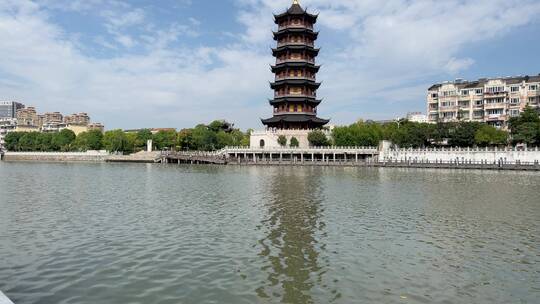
[
  {"x1": 251, "y1": 0, "x2": 330, "y2": 148},
  {"x1": 262, "y1": 0, "x2": 329, "y2": 129}
]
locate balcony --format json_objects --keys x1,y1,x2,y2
[
  {"x1": 486, "y1": 114, "x2": 506, "y2": 121},
  {"x1": 275, "y1": 93, "x2": 316, "y2": 98},
  {"x1": 276, "y1": 58, "x2": 315, "y2": 64},
  {"x1": 278, "y1": 24, "x2": 314, "y2": 31},
  {"x1": 484, "y1": 91, "x2": 508, "y2": 97},
  {"x1": 277, "y1": 41, "x2": 315, "y2": 47},
  {"x1": 275, "y1": 75, "x2": 316, "y2": 81}
]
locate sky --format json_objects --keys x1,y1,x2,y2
[{"x1": 1, "y1": 0, "x2": 540, "y2": 130}]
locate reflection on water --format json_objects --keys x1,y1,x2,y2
[
  {"x1": 0, "y1": 163, "x2": 539, "y2": 304},
  {"x1": 255, "y1": 168, "x2": 332, "y2": 303}
]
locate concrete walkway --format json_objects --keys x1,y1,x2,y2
[{"x1": 0, "y1": 291, "x2": 14, "y2": 304}]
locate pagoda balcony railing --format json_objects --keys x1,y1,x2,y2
[
  {"x1": 273, "y1": 111, "x2": 317, "y2": 115},
  {"x1": 275, "y1": 58, "x2": 315, "y2": 64},
  {"x1": 275, "y1": 76, "x2": 316, "y2": 81},
  {"x1": 277, "y1": 42, "x2": 315, "y2": 47},
  {"x1": 278, "y1": 24, "x2": 314, "y2": 31},
  {"x1": 275, "y1": 93, "x2": 316, "y2": 98}
]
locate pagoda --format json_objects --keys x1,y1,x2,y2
[{"x1": 261, "y1": 0, "x2": 329, "y2": 130}]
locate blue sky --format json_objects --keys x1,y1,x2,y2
[{"x1": 1, "y1": 0, "x2": 540, "y2": 130}]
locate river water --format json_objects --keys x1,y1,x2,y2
[{"x1": 0, "y1": 162, "x2": 538, "y2": 304}]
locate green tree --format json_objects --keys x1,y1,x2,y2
[
  {"x1": 18, "y1": 132, "x2": 41, "y2": 151},
  {"x1": 508, "y1": 107, "x2": 540, "y2": 145},
  {"x1": 277, "y1": 135, "x2": 287, "y2": 147},
  {"x1": 153, "y1": 130, "x2": 177, "y2": 150},
  {"x1": 308, "y1": 130, "x2": 330, "y2": 146},
  {"x1": 51, "y1": 129, "x2": 76, "y2": 151},
  {"x1": 191, "y1": 124, "x2": 217, "y2": 151},
  {"x1": 448, "y1": 122, "x2": 482, "y2": 147},
  {"x1": 177, "y1": 129, "x2": 194, "y2": 150},
  {"x1": 290, "y1": 137, "x2": 299, "y2": 147},
  {"x1": 102, "y1": 129, "x2": 131, "y2": 153},
  {"x1": 4, "y1": 132, "x2": 24, "y2": 151},
  {"x1": 73, "y1": 130, "x2": 103, "y2": 151},
  {"x1": 216, "y1": 131, "x2": 234, "y2": 149},
  {"x1": 475, "y1": 125, "x2": 508, "y2": 147},
  {"x1": 37, "y1": 133, "x2": 53, "y2": 151},
  {"x1": 136, "y1": 129, "x2": 153, "y2": 150}
]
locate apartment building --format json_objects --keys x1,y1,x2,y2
[
  {"x1": 16, "y1": 107, "x2": 38, "y2": 126},
  {"x1": 427, "y1": 74, "x2": 540, "y2": 127},
  {"x1": 64, "y1": 113, "x2": 90, "y2": 125}
]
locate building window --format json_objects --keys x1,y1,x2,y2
[
  {"x1": 486, "y1": 86, "x2": 504, "y2": 93},
  {"x1": 511, "y1": 86, "x2": 520, "y2": 92},
  {"x1": 486, "y1": 98, "x2": 504, "y2": 104},
  {"x1": 442, "y1": 112, "x2": 455, "y2": 118},
  {"x1": 441, "y1": 101, "x2": 455, "y2": 107},
  {"x1": 461, "y1": 90, "x2": 469, "y2": 96},
  {"x1": 473, "y1": 110, "x2": 484, "y2": 117},
  {"x1": 508, "y1": 109, "x2": 520, "y2": 117},
  {"x1": 259, "y1": 139, "x2": 265, "y2": 148},
  {"x1": 475, "y1": 89, "x2": 484, "y2": 95},
  {"x1": 486, "y1": 109, "x2": 504, "y2": 115},
  {"x1": 529, "y1": 85, "x2": 538, "y2": 91},
  {"x1": 475, "y1": 100, "x2": 483, "y2": 106},
  {"x1": 510, "y1": 98, "x2": 520, "y2": 104}
]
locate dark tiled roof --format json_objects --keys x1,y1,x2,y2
[
  {"x1": 272, "y1": 45, "x2": 320, "y2": 56},
  {"x1": 270, "y1": 79, "x2": 321, "y2": 89},
  {"x1": 271, "y1": 62, "x2": 320, "y2": 73},
  {"x1": 274, "y1": 4, "x2": 318, "y2": 23},
  {"x1": 273, "y1": 29, "x2": 319, "y2": 40},
  {"x1": 269, "y1": 97, "x2": 322, "y2": 106},
  {"x1": 262, "y1": 114, "x2": 329, "y2": 125}
]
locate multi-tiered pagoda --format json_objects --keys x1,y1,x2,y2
[{"x1": 261, "y1": 0, "x2": 329, "y2": 130}]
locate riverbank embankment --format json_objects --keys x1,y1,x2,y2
[
  {"x1": 1, "y1": 151, "x2": 161, "y2": 163},
  {"x1": 1, "y1": 151, "x2": 108, "y2": 162}
]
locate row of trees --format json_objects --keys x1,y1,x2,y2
[
  {"x1": 5, "y1": 109, "x2": 540, "y2": 152},
  {"x1": 4, "y1": 120, "x2": 251, "y2": 153},
  {"x1": 307, "y1": 107, "x2": 540, "y2": 148}
]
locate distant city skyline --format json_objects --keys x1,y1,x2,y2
[{"x1": 1, "y1": 0, "x2": 540, "y2": 130}]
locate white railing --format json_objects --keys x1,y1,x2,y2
[
  {"x1": 222, "y1": 146, "x2": 378, "y2": 152},
  {"x1": 387, "y1": 146, "x2": 539, "y2": 153}
]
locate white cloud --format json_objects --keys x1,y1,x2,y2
[{"x1": 0, "y1": 0, "x2": 539, "y2": 130}]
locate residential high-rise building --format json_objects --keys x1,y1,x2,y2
[
  {"x1": 427, "y1": 75, "x2": 540, "y2": 127},
  {"x1": 0, "y1": 101, "x2": 24, "y2": 119},
  {"x1": 64, "y1": 113, "x2": 90, "y2": 125},
  {"x1": 43, "y1": 112, "x2": 63, "y2": 125},
  {"x1": 16, "y1": 107, "x2": 38, "y2": 126},
  {"x1": 88, "y1": 123, "x2": 105, "y2": 132}
]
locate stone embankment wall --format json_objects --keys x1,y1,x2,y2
[
  {"x1": 379, "y1": 146, "x2": 540, "y2": 164},
  {"x1": 2, "y1": 151, "x2": 108, "y2": 162}
]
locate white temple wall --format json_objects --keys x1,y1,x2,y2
[{"x1": 250, "y1": 129, "x2": 312, "y2": 149}]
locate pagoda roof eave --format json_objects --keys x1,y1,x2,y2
[
  {"x1": 261, "y1": 114, "x2": 329, "y2": 126},
  {"x1": 272, "y1": 29, "x2": 319, "y2": 40},
  {"x1": 269, "y1": 97, "x2": 322, "y2": 106},
  {"x1": 273, "y1": 4, "x2": 318, "y2": 23},
  {"x1": 271, "y1": 63, "x2": 321, "y2": 73},
  {"x1": 272, "y1": 45, "x2": 320, "y2": 56},
  {"x1": 270, "y1": 80, "x2": 321, "y2": 89}
]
